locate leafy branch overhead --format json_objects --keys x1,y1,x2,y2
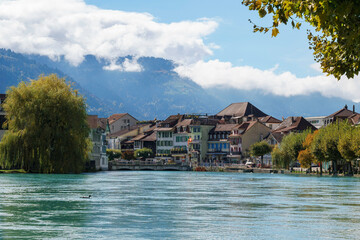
[{"x1": 242, "y1": 0, "x2": 360, "y2": 80}]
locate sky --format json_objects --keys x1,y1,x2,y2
[{"x1": 1, "y1": 0, "x2": 360, "y2": 103}]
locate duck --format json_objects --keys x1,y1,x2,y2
[{"x1": 80, "y1": 195, "x2": 92, "y2": 199}]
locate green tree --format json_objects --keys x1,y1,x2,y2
[
  {"x1": 0, "y1": 74, "x2": 91, "y2": 173},
  {"x1": 106, "y1": 149, "x2": 122, "y2": 161},
  {"x1": 242, "y1": 0, "x2": 360, "y2": 79},
  {"x1": 134, "y1": 148, "x2": 153, "y2": 159},
  {"x1": 250, "y1": 140, "x2": 272, "y2": 167},
  {"x1": 274, "y1": 130, "x2": 311, "y2": 169},
  {"x1": 271, "y1": 144, "x2": 284, "y2": 169}
]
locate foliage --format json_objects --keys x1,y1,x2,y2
[
  {"x1": 338, "y1": 124, "x2": 360, "y2": 161},
  {"x1": 122, "y1": 151, "x2": 135, "y2": 160},
  {"x1": 106, "y1": 149, "x2": 122, "y2": 161},
  {"x1": 250, "y1": 140, "x2": 273, "y2": 157},
  {"x1": 272, "y1": 130, "x2": 311, "y2": 168},
  {"x1": 271, "y1": 144, "x2": 284, "y2": 169},
  {"x1": 242, "y1": 0, "x2": 360, "y2": 79},
  {"x1": 298, "y1": 130, "x2": 318, "y2": 168},
  {"x1": 134, "y1": 148, "x2": 154, "y2": 159},
  {"x1": 0, "y1": 74, "x2": 91, "y2": 173},
  {"x1": 250, "y1": 140, "x2": 272, "y2": 166},
  {"x1": 297, "y1": 148, "x2": 313, "y2": 169}
]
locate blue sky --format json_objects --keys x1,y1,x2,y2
[
  {"x1": 0, "y1": 0, "x2": 359, "y2": 103},
  {"x1": 85, "y1": 0, "x2": 316, "y2": 77}
]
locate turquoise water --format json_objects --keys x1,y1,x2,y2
[{"x1": 1, "y1": 172, "x2": 360, "y2": 239}]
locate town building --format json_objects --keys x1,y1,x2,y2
[
  {"x1": 172, "y1": 119, "x2": 192, "y2": 164},
  {"x1": 207, "y1": 124, "x2": 236, "y2": 163},
  {"x1": 188, "y1": 118, "x2": 218, "y2": 166},
  {"x1": 107, "y1": 123, "x2": 153, "y2": 150},
  {"x1": 216, "y1": 102, "x2": 268, "y2": 124},
  {"x1": 108, "y1": 113, "x2": 138, "y2": 134},
  {"x1": 259, "y1": 115, "x2": 282, "y2": 130},
  {"x1": 272, "y1": 116, "x2": 317, "y2": 135},
  {"x1": 155, "y1": 115, "x2": 182, "y2": 156},
  {"x1": 324, "y1": 105, "x2": 359, "y2": 126},
  {"x1": 228, "y1": 121, "x2": 271, "y2": 162},
  {"x1": 305, "y1": 116, "x2": 327, "y2": 129},
  {"x1": 87, "y1": 115, "x2": 108, "y2": 170}
]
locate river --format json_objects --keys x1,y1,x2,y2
[{"x1": 1, "y1": 171, "x2": 360, "y2": 239}]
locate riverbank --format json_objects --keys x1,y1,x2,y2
[{"x1": 0, "y1": 169, "x2": 26, "y2": 173}]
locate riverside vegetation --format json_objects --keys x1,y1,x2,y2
[{"x1": 272, "y1": 120, "x2": 360, "y2": 175}]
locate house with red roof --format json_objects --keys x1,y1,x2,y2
[
  {"x1": 108, "y1": 113, "x2": 138, "y2": 134},
  {"x1": 228, "y1": 120, "x2": 271, "y2": 162}
]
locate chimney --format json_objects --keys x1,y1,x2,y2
[
  {"x1": 345, "y1": 104, "x2": 348, "y2": 110},
  {"x1": 353, "y1": 105, "x2": 355, "y2": 113}
]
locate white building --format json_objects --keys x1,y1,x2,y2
[{"x1": 305, "y1": 116, "x2": 326, "y2": 129}]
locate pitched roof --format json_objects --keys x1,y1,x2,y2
[
  {"x1": 349, "y1": 114, "x2": 360, "y2": 125},
  {"x1": 175, "y1": 119, "x2": 193, "y2": 127},
  {"x1": 214, "y1": 124, "x2": 238, "y2": 132},
  {"x1": 98, "y1": 118, "x2": 108, "y2": 130},
  {"x1": 160, "y1": 114, "x2": 184, "y2": 127},
  {"x1": 273, "y1": 117, "x2": 316, "y2": 133},
  {"x1": 141, "y1": 132, "x2": 156, "y2": 142},
  {"x1": 259, "y1": 115, "x2": 282, "y2": 124},
  {"x1": 216, "y1": 102, "x2": 267, "y2": 118},
  {"x1": 228, "y1": 121, "x2": 259, "y2": 137},
  {"x1": 87, "y1": 115, "x2": 106, "y2": 130},
  {"x1": 108, "y1": 113, "x2": 127, "y2": 124},
  {"x1": 326, "y1": 107, "x2": 358, "y2": 118},
  {"x1": 107, "y1": 125, "x2": 139, "y2": 138},
  {"x1": 131, "y1": 133, "x2": 147, "y2": 141},
  {"x1": 269, "y1": 132, "x2": 284, "y2": 143}
]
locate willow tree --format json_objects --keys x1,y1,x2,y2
[
  {"x1": 242, "y1": 0, "x2": 360, "y2": 79},
  {"x1": 0, "y1": 74, "x2": 91, "y2": 173}
]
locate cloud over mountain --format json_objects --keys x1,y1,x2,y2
[
  {"x1": 0, "y1": 0, "x2": 218, "y2": 66},
  {"x1": 1, "y1": 0, "x2": 360, "y2": 104},
  {"x1": 175, "y1": 60, "x2": 360, "y2": 103}
]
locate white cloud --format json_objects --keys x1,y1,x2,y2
[
  {"x1": 175, "y1": 60, "x2": 360, "y2": 103},
  {"x1": 103, "y1": 57, "x2": 143, "y2": 72},
  {"x1": 0, "y1": 0, "x2": 218, "y2": 68},
  {"x1": 2, "y1": 0, "x2": 360, "y2": 103}
]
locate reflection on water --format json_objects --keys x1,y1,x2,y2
[{"x1": 1, "y1": 172, "x2": 360, "y2": 239}]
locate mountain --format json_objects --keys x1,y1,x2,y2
[
  {"x1": 0, "y1": 49, "x2": 355, "y2": 120},
  {"x1": 0, "y1": 49, "x2": 115, "y2": 117},
  {"x1": 28, "y1": 54, "x2": 223, "y2": 119}
]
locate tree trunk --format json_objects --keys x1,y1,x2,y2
[
  {"x1": 332, "y1": 160, "x2": 337, "y2": 175},
  {"x1": 261, "y1": 155, "x2": 263, "y2": 168},
  {"x1": 320, "y1": 161, "x2": 323, "y2": 176}
]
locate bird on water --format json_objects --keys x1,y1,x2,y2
[{"x1": 80, "y1": 195, "x2": 92, "y2": 199}]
